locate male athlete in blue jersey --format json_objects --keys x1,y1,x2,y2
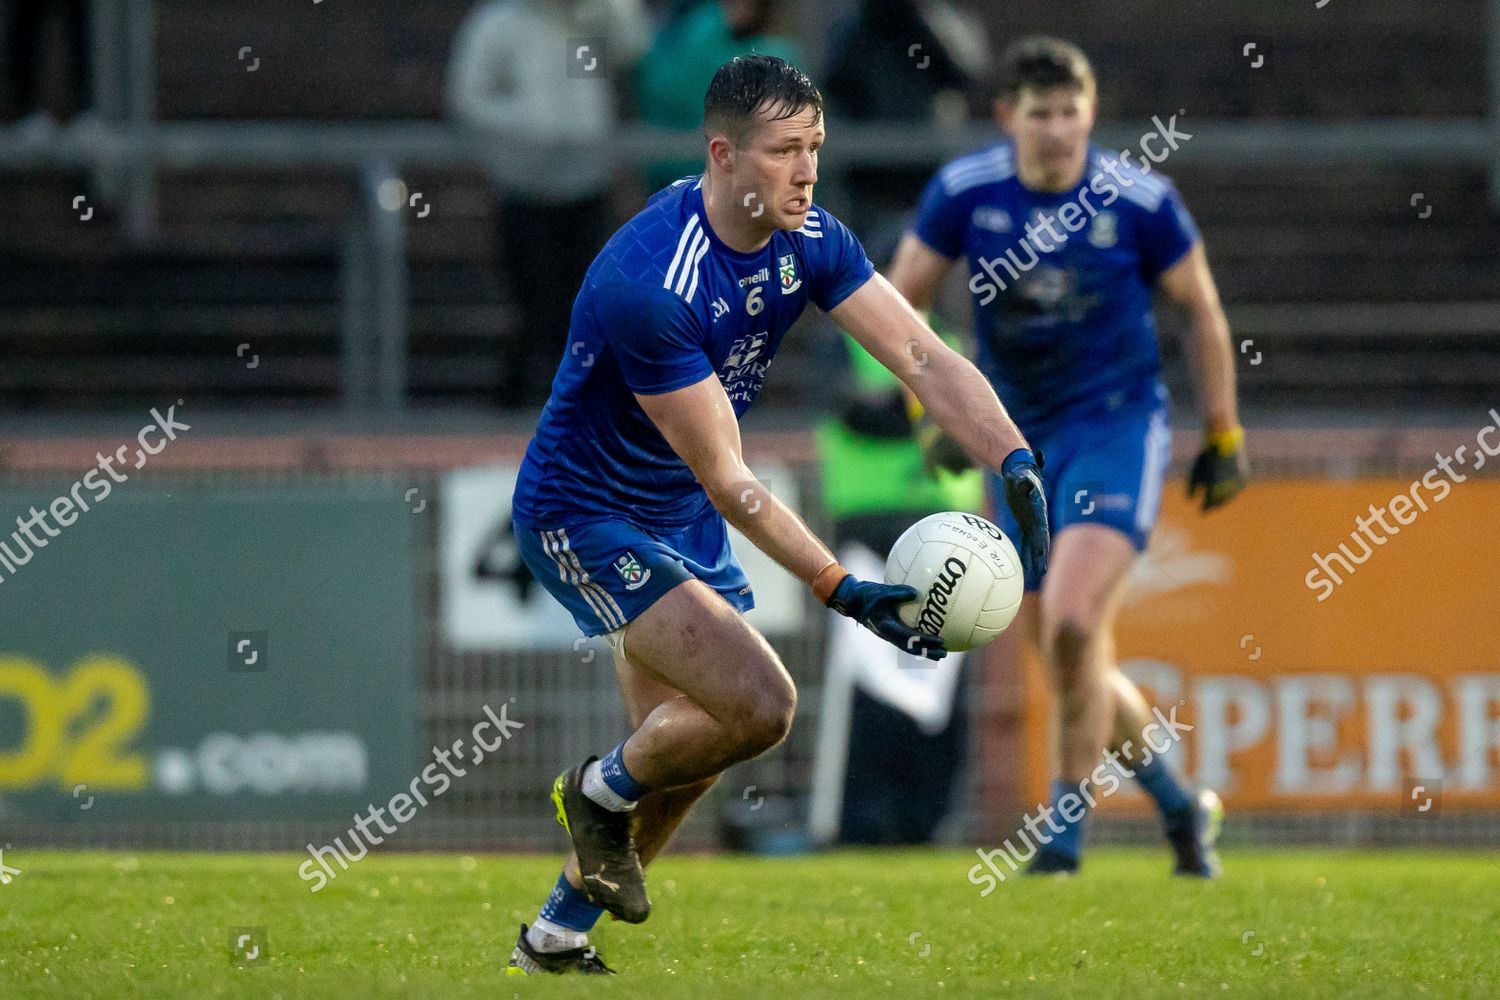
[
  {"x1": 505, "y1": 55, "x2": 1050, "y2": 975},
  {"x1": 890, "y1": 37, "x2": 1248, "y2": 878}
]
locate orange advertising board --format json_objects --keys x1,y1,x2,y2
[{"x1": 1018, "y1": 478, "x2": 1500, "y2": 812}]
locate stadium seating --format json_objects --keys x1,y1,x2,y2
[{"x1": 1, "y1": 0, "x2": 1494, "y2": 412}]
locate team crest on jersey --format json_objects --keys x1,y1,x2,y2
[
  {"x1": 972, "y1": 207, "x2": 1013, "y2": 233},
  {"x1": 1088, "y1": 211, "x2": 1118, "y2": 249},
  {"x1": 778, "y1": 253, "x2": 801, "y2": 294},
  {"x1": 612, "y1": 552, "x2": 651, "y2": 591}
]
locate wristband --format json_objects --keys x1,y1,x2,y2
[
  {"x1": 811, "y1": 561, "x2": 849, "y2": 605},
  {"x1": 1001, "y1": 447, "x2": 1037, "y2": 477},
  {"x1": 1206, "y1": 425, "x2": 1245, "y2": 457}
]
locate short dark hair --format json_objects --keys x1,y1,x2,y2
[
  {"x1": 703, "y1": 55, "x2": 823, "y2": 145},
  {"x1": 994, "y1": 36, "x2": 1096, "y2": 102}
]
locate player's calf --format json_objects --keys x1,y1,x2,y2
[{"x1": 635, "y1": 775, "x2": 720, "y2": 867}]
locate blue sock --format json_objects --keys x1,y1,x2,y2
[
  {"x1": 537, "y1": 871, "x2": 604, "y2": 932},
  {"x1": 1134, "y1": 752, "x2": 1193, "y2": 821},
  {"x1": 1045, "y1": 779, "x2": 1092, "y2": 861},
  {"x1": 598, "y1": 742, "x2": 646, "y2": 802}
]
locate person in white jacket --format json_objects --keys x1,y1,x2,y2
[{"x1": 446, "y1": 0, "x2": 649, "y2": 408}]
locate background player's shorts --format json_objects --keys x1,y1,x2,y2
[
  {"x1": 988, "y1": 383, "x2": 1172, "y2": 589},
  {"x1": 513, "y1": 511, "x2": 754, "y2": 638}
]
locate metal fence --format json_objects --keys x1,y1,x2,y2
[{"x1": 2, "y1": 424, "x2": 1497, "y2": 854}]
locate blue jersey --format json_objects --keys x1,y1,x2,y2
[
  {"x1": 912, "y1": 141, "x2": 1199, "y2": 436},
  {"x1": 512, "y1": 178, "x2": 874, "y2": 529}
]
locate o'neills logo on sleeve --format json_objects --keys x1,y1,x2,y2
[{"x1": 916, "y1": 556, "x2": 968, "y2": 634}]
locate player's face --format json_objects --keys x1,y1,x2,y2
[
  {"x1": 998, "y1": 85, "x2": 1096, "y2": 182},
  {"x1": 735, "y1": 105, "x2": 823, "y2": 230}
]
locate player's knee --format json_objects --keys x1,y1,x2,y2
[
  {"x1": 738, "y1": 678, "x2": 797, "y2": 754},
  {"x1": 1045, "y1": 616, "x2": 1096, "y2": 692}
]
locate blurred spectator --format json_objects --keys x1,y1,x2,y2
[
  {"x1": 6, "y1": 0, "x2": 92, "y2": 144},
  {"x1": 823, "y1": 0, "x2": 988, "y2": 259},
  {"x1": 446, "y1": 0, "x2": 649, "y2": 410},
  {"x1": 635, "y1": 0, "x2": 798, "y2": 194}
]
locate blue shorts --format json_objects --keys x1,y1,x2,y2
[
  {"x1": 989, "y1": 384, "x2": 1171, "y2": 589},
  {"x1": 513, "y1": 511, "x2": 754, "y2": 638}
]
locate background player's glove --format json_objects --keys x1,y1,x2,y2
[
  {"x1": 1187, "y1": 425, "x2": 1249, "y2": 511},
  {"x1": 916, "y1": 421, "x2": 974, "y2": 475},
  {"x1": 824, "y1": 574, "x2": 946, "y2": 661},
  {"x1": 838, "y1": 387, "x2": 911, "y2": 439},
  {"x1": 1001, "y1": 448, "x2": 1050, "y2": 583}
]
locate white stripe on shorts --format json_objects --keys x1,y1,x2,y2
[
  {"x1": 541, "y1": 529, "x2": 620, "y2": 631},
  {"x1": 1135, "y1": 408, "x2": 1172, "y2": 532},
  {"x1": 555, "y1": 528, "x2": 627, "y2": 626}
]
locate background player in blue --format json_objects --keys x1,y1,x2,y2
[
  {"x1": 505, "y1": 55, "x2": 1050, "y2": 975},
  {"x1": 889, "y1": 37, "x2": 1249, "y2": 878}
]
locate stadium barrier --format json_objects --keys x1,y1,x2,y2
[{"x1": 1, "y1": 421, "x2": 1496, "y2": 853}]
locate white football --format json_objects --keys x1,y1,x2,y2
[{"x1": 883, "y1": 511, "x2": 1025, "y2": 652}]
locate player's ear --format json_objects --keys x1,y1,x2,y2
[
  {"x1": 993, "y1": 98, "x2": 1014, "y2": 134},
  {"x1": 707, "y1": 134, "x2": 736, "y2": 173}
]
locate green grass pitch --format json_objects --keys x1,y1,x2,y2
[{"x1": 1, "y1": 848, "x2": 1494, "y2": 998}]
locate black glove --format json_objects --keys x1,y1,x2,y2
[
  {"x1": 826, "y1": 574, "x2": 947, "y2": 661},
  {"x1": 838, "y1": 388, "x2": 911, "y2": 439},
  {"x1": 916, "y1": 421, "x2": 974, "y2": 476},
  {"x1": 1187, "y1": 426, "x2": 1249, "y2": 511},
  {"x1": 1001, "y1": 448, "x2": 1050, "y2": 584}
]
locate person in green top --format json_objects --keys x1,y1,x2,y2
[
  {"x1": 816, "y1": 332, "x2": 982, "y2": 531},
  {"x1": 808, "y1": 326, "x2": 983, "y2": 845},
  {"x1": 634, "y1": 1, "x2": 799, "y2": 193}
]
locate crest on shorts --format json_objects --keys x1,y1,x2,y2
[
  {"x1": 1088, "y1": 211, "x2": 1118, "y2": 249},
  {"x1": 612, "y1": 552, "x2": 651, "y2": 591},
  {"x1": 778, "y1": 253, "x2": 801, "y2": 294}
]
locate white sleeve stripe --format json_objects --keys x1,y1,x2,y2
[
  {"x1": 941, "y1": 149, "x2": 1011, "y2": 182},
  {"x1": 674, "y1": 230, "x2": 708, "y2": 297},
  {"x1": 663, "y1": 214, "x2": 702, "y2": 292},
  {"x1": 940, "y1": 150, "x2": 1014, "y2": 194},
  {"x1": 683, "y1": 236, "x2": 711, "y2": 302},
  {"x1": 1092, "y1": 154, "x2": 1168, "y2": 197},
  {"x1": 1113, "y1": 182, "x2": 1167, "y2": 212}
]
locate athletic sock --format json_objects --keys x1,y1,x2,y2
[
  {"x1": 1133, "y1": 751, "x2": 1194, "y2": 825},
  {"x1": 582, "y1": 742, "x2": 646, "y2": 813},
  {"x1": 526, "y1": 872, "x2": 604, "y2": 953},
  {"x1": 1045, "y1": 778, "x2": 1092, "y2": 861}
]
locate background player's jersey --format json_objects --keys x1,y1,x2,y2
[
  {"x1": 513, "y1": 177, "x2": 874, "y2": 529},
  {"x1": 912, "y1": 141, "x2": 1199, "y2": 436}
]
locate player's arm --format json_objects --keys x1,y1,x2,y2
[
  {"x1": 635, "y1": 374, "x2": 945, "y2": 659},
  {"x1": 887, "y1": 233, "x2": 955, "y2": 312},
  {"x1": 831, "y1": 272, "x2": 1019, "y2": 474},
  {"x1": 886, "y1": 233, "x2": 972, "y2": 474},
  {"x1": 635, "y1": 375, "x2": 830, "y2": 590},
  {"x1": 829, "y1": 273, "x2": 1049, "y2": 580},
  {"x1": 1157, "y1": 242, "x2": 1249, "y2": 510}
]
